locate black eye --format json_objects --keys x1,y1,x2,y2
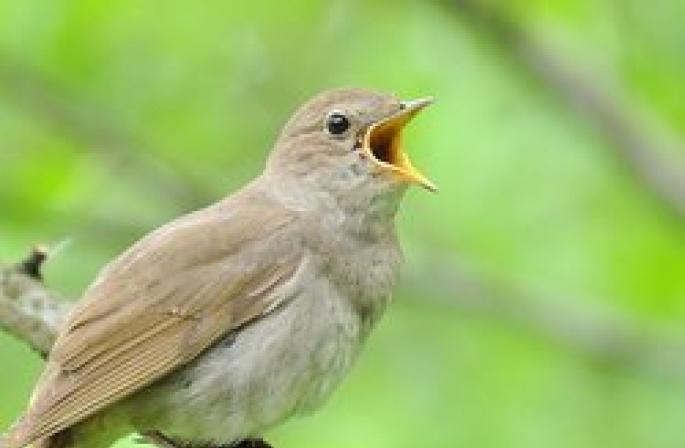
[{"x1": 326, "y1": 112, "x2": 350, "y2": 135}]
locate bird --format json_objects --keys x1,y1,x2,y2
[{"x1": 1, "y1": 87, "x2": 435, "y2": 448}]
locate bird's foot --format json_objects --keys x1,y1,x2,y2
[
  {"x1": 232, "y1": 439, "x2": 273, "y2": 448},
  {"x1": 139, "y1": 431, "x2": 184, "y2": 448}
]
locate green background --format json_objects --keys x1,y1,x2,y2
[{"x1": 2, "y1": 1, "x2": 685, "y2": 447}]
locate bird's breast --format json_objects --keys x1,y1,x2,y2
[
  {"x1": 323, "y1": 235, "x2": 402, "y2": 328},
  {"x1": 126, "y1": 261, "x2": 373, "y2": 443}
]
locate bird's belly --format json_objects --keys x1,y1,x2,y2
[{"x1": 127, "y1": 279, "x2": 365, "y2": 444}]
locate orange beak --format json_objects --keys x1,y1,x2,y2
[{"x1": 362, "y1": 97, "x2": 436, "y2": 192}]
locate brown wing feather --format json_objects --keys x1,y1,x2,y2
[{"x1": 5, "y1": 191, "x2": 301, "y2": 448}]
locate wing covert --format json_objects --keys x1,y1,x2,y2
[{"x1": 6, "y1": 193, "x2": 302, "y2": 448}]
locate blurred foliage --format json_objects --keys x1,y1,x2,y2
[{"x1": 1, "y1": 1, "x2": 685, "y2": 447}]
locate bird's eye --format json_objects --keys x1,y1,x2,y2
[{"x1": 325, "y1": 112, "x2": 350, "y2": 136}]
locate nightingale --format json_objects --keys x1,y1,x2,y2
[{"x1": 1, "y1": 88, "x2": 435, "y2": 448}]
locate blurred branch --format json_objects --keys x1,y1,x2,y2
[
  {"x1": 0, "y1": 55, "x2": 213, "y2": 210},
  {"x1": 405, "y1": 252, "x2": 685, "y2": 379},
  {"x1": 0, "y1": 248, "x2": 70, "y2": 357},
  {"x1": 441, "y1": 0, "x2": 685, "y2": 221}
]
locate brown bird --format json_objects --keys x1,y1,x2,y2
[{"x1": 1, "y1": 88, "x2": 434, "y2": 448}]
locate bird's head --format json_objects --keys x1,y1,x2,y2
[{"x1": 266, "y1": 88, "x2": 434, "y2": 221}]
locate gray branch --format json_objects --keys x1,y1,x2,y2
[
  {"x1": 443, "y1": 0, "x2": 685, "y2": 221},
  {"x1": 404, "y1": 251, "x2": 685, "y2": 379},
  {"x1": 0, "y1": 54, "x2": 213, "y2": 211},
  {"x1": 0, "y1": 251, "x2": 71, "y2": 357}
]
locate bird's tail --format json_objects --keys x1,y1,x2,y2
[
  {"x1": 1, "y1": 415, "x2": 72, "y2": 448},
  {"x1": 1, "y1": 418, "x2": 28, "y2": 448},
  {"x1": 0, "y1": 429, "x2": 72, "y2": 448}
]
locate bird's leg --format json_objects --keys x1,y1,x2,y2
[
  {"x1": 232, "y1": 439, "x2": 273, "y2": 448},
  {"x1": 139, "y1": 430, "x2": 185, "y2": 448}
]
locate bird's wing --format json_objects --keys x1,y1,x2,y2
[{"x1": 5, "y1": 193, "x2": 302, "y2": 448}]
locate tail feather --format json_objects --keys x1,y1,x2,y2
[
  {"x1": 1, "y1": 416, "x2": 50, "y2": 448},
  {"x1": 2, "y1": 418, "x2": 30, "y2": 448},
  {"x1": 0, "y1": 427, "x2": 72, "y2": 448},
  {"x1": 3, "y1": 410, "x2": 123, "y2": 448}
]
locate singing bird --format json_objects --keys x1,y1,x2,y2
[{"x1": 1, "y1": 88, "x2": 435, "y2": 448}]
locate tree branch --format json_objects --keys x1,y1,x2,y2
[
  {"x1": 442, "y1": 0, "x2": 685, "y2": 221},
  {"x1": 0, "y1": 249, "x2": 70, "y2": 357},
  {"x1": 404, "y1": 252, "x2": 685, "y2": 379},
  {"x1": 0, "y1": 54, "x2": 213, "y2": 211}
]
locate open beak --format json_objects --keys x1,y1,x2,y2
[{"x1": 362, "y1": 97, "x2": 436, "y2": 192}]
